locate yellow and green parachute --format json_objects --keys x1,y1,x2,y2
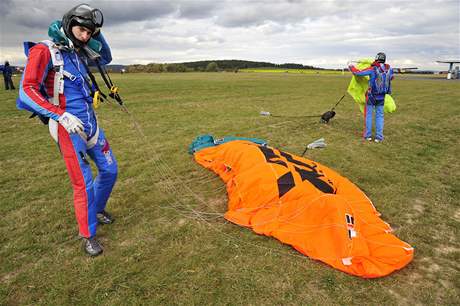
[{"x1": 347, "y1": 58, "x2": 396, "y2": 113}]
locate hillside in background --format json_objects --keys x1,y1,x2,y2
[
  {"x1": 125, "y1": 59, "x2": 326, "y2": 73},
  {"x1": 179, "y1": 60, "x2": 322, "y2": 70}
]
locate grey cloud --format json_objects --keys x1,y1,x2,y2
[
  {"x1": 96, "y1": 1, "x2": 176, "y2": 26},
  {"x1": 2, "y1": 0, "x2": 176, "y2": 28},
  {"x1": 1, "y1": 0, "x2": 458, "y2": 70},
  {"x1": 177, "y1": 1, "x2": 221, "y2": 19},
  {"x1": 0, "y1": 0, "x2": 14, "y2": 14},
  {"x1": 378, "y1": 2, "x2": 460, "y2": 36},
  {"x1": 213, "y1": 0, "x2": 355, "y2": 28},
  {"x1": 214, "y1": 3, "x2": 309, "y2": 27},
  {"x1": 3, "y1": 1, "x2": 74, "y2": 28}
]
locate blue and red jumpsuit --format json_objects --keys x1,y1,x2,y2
[
  {"x1": 349, "y1": 62, "x2": 394, "y2": 141},
  {"x1": 19, "y1": 34, "x2": 118, "y2": 238}
]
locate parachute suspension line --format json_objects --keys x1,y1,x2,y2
[
  {"x1": 260, "y1": 113, "x2": 323, "y2": 119},
  {"x1": 75, "y1": 56, "x2": 108, "y2": 108},
  {"x1": 340, "y1": 194, "x2": 413, "y2": 252},
  {"x1": 113, "y1": 104, "x2": 335, "y2": 261},
  {"x1": 259, "y1": 94, "x2": 346, "y2": 122},
  {"x1": 114, "y1": 104, "x2": 408, "y2": 262},
  {"x1": 115, "y1": 102, "x2": 226, "y2": 220},
  {"x1": 94, "y1": 59, "x2": 123, "y2": 105},
  {"x1": 92, "y1": 110, "x2": 217, "y2": 222},
  {"x1": 76, "y1": 51, "x2": 124, "y2": 108},
  {"x1": 330, "y1": 94, "x2": 346, "y2": 112}
]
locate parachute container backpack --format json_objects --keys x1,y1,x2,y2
[
  {"x1": 190, "y1": 135, "x2": 414, "y2": 278},
  {"x1": 347, "y1": 58, "x2": 396, "y2": 113}
]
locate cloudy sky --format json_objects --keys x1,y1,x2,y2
[{"x1": 1, "y1": 0, "x2": 459, "y2": 70}]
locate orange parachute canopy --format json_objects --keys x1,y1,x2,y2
[{"x1": 192, "y1": 137, "x2": 414, "y2": 278}]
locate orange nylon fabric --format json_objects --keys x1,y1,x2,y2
[{"x1": 194, "y1": 140, "x2": 414, "y2": 278}]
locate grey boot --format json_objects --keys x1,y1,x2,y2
[
  {"x1": 82, "y1": 237, "x2": 103, "y2": 256},
  {"x1": 96, "y1": 210, "x2": 115, "y2": 225}
]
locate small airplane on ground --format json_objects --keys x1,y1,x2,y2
[
  {"x1": 436, "y1": 60, "x2": 460, "y2": 79},
  {"x1": 393, "y1": 67, "x2": 418, "y2": 73}
]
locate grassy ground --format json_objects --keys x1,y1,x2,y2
[
  {"x1": 1, "y1": 72, "x2": 459, "y2": 305},
  {"x1": 240, "y1": 68, "x2": 344, "y2": 74},
  {"x1": 240, "y1": 68, "x2": 450, "y2": 79}
]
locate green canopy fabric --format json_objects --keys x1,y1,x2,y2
[{"x1": 347, "y1": 58, "x2": 396, "y2": 113}]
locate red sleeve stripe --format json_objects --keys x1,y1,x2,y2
[{"x1": 20, "y1": 44, "x2": 64, "y2": 120}]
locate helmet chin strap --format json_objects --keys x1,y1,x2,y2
[{"x1": 68, "y1": 37, "x2": 75, "y2": 49}]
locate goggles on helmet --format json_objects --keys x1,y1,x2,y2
[{"x1": 62, "y1": 4, "x2": 104, "y2": 43}]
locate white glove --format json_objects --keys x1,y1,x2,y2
[{"x1": 58, "y1": 112, "x2": 84, "y2": 134}]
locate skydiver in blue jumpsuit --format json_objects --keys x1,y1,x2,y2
[
  {"x1": 18, "y1": 4, "x2": 118, "y2": 256},
  {"x1": 2, "y1": 61, "x2": 16, "y2": 90},
  {"x1": 349, "y1": 53, "x2": 394, "y2": 142}
]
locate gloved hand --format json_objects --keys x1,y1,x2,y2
[{"x1": 58, "y1": 112, "x2": 84, "y2": 134}]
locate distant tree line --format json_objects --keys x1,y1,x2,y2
[
  {"x1": 127, "y1": 63, "x2": 189, "y2": 73},
  {"x1": 125, "y1": 60, "x2": 323, "y2": 73}
]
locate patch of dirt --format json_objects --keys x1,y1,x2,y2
[
  {"x1": 436, "y1": 245, "x2": 459, "y2": 255},
  {"x1": 453, "y1": 208, "x2": 460, "y2": 222},
  {"x1": 177, "y1": 218, "x2": 187, "y2": 227},
  {"x1": 388, "y1": 289, "x2": 411, "y2": 305},
  {"x1": 413, "y1": 199, "x2": 425, "y2": 214},
  {"x1": 426, "y1": 263, "x2": 441, "y2": 273},
  {"x1": 403, "y1": 198, "x2": 426, "y2": 225}
]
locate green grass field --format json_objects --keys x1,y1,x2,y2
[
  {"x1": 1, "y1": 72, "x2": 459, "y2": 305},
  {"x1": 240, "y1": 68, "x2": 344, "y2": 74}
]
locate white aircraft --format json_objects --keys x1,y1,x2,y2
[{"x1": 436, "y1": 60, "x2": 460, "y2": 79}]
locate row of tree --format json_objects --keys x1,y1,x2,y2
[{"x1": 125, "y1": 60, "x2": 323, "y2": 73}]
